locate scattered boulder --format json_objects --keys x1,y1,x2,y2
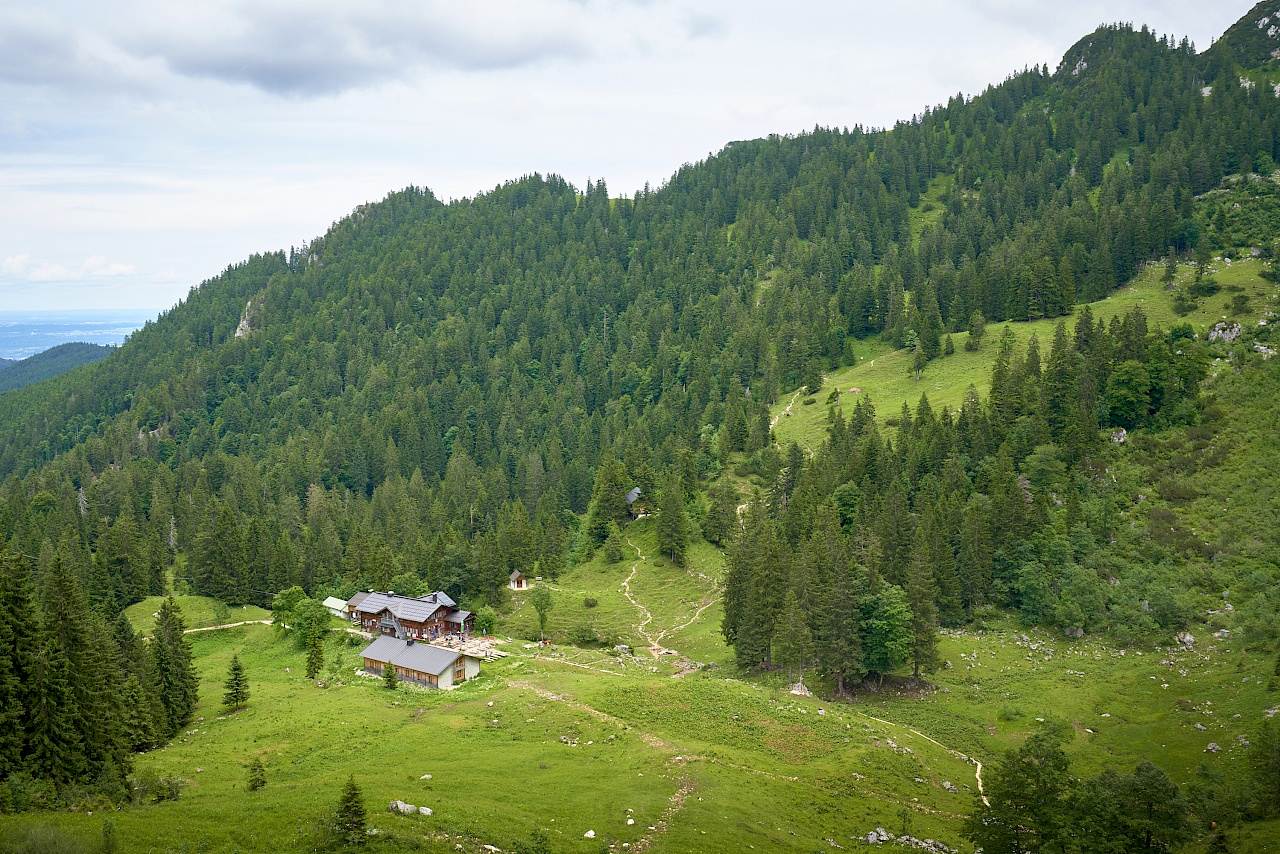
[
  {"x1": 614, "y1": 644, "x2": 631, "y2": 655},
  {"x1": 1209, "y1": 322, "x2": 1242, "y2": 343},
  {"x1": 420, "y1": 807, "x2": 433, "y2": 816},
  {"x1": 1111, "y1": 428, "x2": 1128, "y2": 445},
  {"x1": 584, "y1": 830, "x2": 596, "y2": 839},
  {"x1": 1206, "y1": 743, "x2": 1222, "y2": 753},
  {"x1": 1064, "y1": 627, "x2": 1084, "y2": 638},
  {"x1": 389, "y1": 800, "x2": 417, "y2": 815},
  {"x1": 1176, "y1": 632, "x2": 1195, "y2": 647}
]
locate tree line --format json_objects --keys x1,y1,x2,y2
[
  {"x1": 0, "y1": 544, "x2": 198, "y2": 809},
  {"x1": 721, "y1": 305, "x2": 1209, "y2": 684}
]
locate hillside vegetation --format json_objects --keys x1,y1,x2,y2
[
  {"x1": 6, "y1": 3, "x2": 1280, "y2": 852},
  {"x1": 0, "y1": 343, "x2": 114, "y2": 395}
]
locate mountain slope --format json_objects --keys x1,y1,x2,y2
[
  {"x1": 6, "y1": 9, "x2": 1280, "y2": 843},
  {"x1": 0, "y1": 342, "x2": 114, "y2": 394}
]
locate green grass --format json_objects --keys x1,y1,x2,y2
[
  {"x1": 9, "y1": 530, "x2": 1280, "y2": 851},
  {"x1": 772, "y1": 256, "x2": 1280, "y2": 450},
  {"x1": 124, "y1": 595, "x2": 271, "y2": 636}
]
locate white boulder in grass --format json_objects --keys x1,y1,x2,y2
[{"x1": 584, "y1": 830, "x2": 596, "y2": 838}]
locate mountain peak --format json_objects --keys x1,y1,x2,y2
[{"x1": 1212, "y1": 1, "x2": 1280, "y2": 68}]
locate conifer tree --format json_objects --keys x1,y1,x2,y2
[
  {"x1": 603, "y1": 522, "x2": 624, "y2": 564},
  {"x1": 905, "y1": 532, "x2": 941, "y2": 680},
  {"x1": 306, "y1": 627, "x2": 325, "y2": 680},
  {"x1": 28, "y1": 635, "x2": 84, "y2": 785},
  {"x1": 586, "y1": 456, "x2": 630, "y2": 543},
  {"x1": 383, "y1": 660, "x2": 398, "y2": 690},
  {"x1": 772, "y1": 589, "x2": 813, "y2": 684},
  {"x1": 822, "y1": 561, "x2": 864, "y2": 695},
  {"x1": 335, "y1": 776, "x2": 367, "y2": 845},
  {"x1": 224, "y1": 655, "x2": 249, "y2": 711},
  {"x1": 655, "y1": 476, "x2": 690, "y2": 565},
  {"x1": 248, "y1": 756, "x2": 266, "y2": 791},
  {"x1": 151, "y1": 596, "x2": 199, "y2": 738},
  {"x1": 0, "y1": 545, "x2": 34, "y2": 778},
  {"x1": 120, "y1": 673, "x2": 157, "y2": 751},
  {"x1": 703, "y1": 479, "x2": 740, "y2": 546}
]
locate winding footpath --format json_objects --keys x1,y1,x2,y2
[
  {"x1": 620, "y1": 537, "x2": 722, "y2": 675},
  {"x1": 618, "y1": 534, "x2": 988, "y2": 805}
]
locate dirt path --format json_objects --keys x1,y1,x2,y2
[
  {"x1": 620, "y1": 537, "x2": 720, "y2": 675},
  {"x1": 620, "y1": 540, "x2": 659, "y2": 654},
  {"x1": 770, "y1": 387, "x2": 806, "y2": 430},
  {"x1": 856, "y1": 710, "x2": 988, "y2": 806},
  {"x1": 183, "y1": 619, "x2": 272, "y2": 634}
]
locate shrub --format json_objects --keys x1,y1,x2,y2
[
  {"x1": 568, "y1": 621, "x2": 598, "y2": 646},
  {"x1": 248, "y1": 757, "x2": 266, "y2": 791},
  {"x1": 583, "y1": 597, "x2": 598, "y2": 609}
]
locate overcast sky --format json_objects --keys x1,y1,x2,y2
[{"x1": 0, "y1": 1, "x2": 1248, "y2": 311}]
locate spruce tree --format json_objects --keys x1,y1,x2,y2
[
  {"x1": 586, "y1": 456, "x2": 630, "y2": 543},
  {"x1": 602, "y1": 522, "x2": 625, "y2": 564},
  {"x1": 305, "y1": 627, "x2": 325, "y2": 680},
  {"x1": 772, "y1": 589, "x2": 813, "y2": 684},
  {"x1": 905, "y1": 537, "x2": 942, "y2": 680},
  {"x1": 28, "y1": 636, "x2": 84, "y2": 785},
  {"x1": 247, "y1": 757, "x2": 266, "y2": 791},
  {"x1": 151, "y1": 597, "x2": 198, "y2": 738},
  {"x1": 334, "y1": 776, "x2": 367, "y2": 845},
  {"x1": 702, "y1": 479, "x2": 740, "y2": 546},
  {"x1": 823, "y1": 562, "x2": 864, "y2": 695},
  {"x1": 0, "y1": 545, "x2": 34, "y2": 778},
  {"x1": 120, "y1": 673, "x2": 157, "y2": 751},
  {"x1": 655, "y1": 476, "x2": 690, "y2": 565},
  {"x1": 224, "y1": 655, "x2": 249, "y2": 711},
  {"x1": 383, "y1": 660, "x2": 398, "y2": 690}
]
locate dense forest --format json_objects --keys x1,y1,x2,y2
[
  {"x1": 0, "y1": 344, "x2": 114, "y2": 395},
  {"x1": 2, "y1": 7, "x2": 1280, "y2": 806}
]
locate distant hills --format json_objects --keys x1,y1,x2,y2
[{"x1": 0, "y1": 341, "x2": 113, "y2": 394}]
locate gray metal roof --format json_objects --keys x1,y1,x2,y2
[
  {"x1": 423, "y1": 591, "x2": 456, "y2": 608},
  {"x1": 445, "y1": 610, "x2": 472, "y2": 624},
  {"x1": 625, "y1": 487, "x2": 641, "y2": 503},
  {"x1": 360, "y1": 636, "x2": 467, "y2": 676},
  {"x1": 354, "y1": 592, "x2": 448, "y2": 623},
  {"x1": 346, "y1": 591, "x2": 370, "y2": 610},
  {"x1": 509, "y1": 569, "x2": 525, "y2": 581}
]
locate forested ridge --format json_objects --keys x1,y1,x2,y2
[{"x1": 3, "y1": 7, "x2": 1280, "y2": 810}]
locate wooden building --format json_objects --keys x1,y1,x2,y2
[
  {"x1": 351, "y1": 590, "x2": 475, "y2": 640},
  {"x1": 360, "y1": 636, "x2": 481, "y2": 689}
]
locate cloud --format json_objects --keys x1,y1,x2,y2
[
  {"x1": 3, "y1": 253, "x2": 135, "y2": 282},
  {"x1": 0, "y1": 11, "x2": 161, "y2": 92},
  {"x1": 0, "y1": 1, "x2": 618, "y2": 98}
]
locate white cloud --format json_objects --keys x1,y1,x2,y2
[
  {"x1": 0, "y1": 0, "x2": 1255, "y2": 312},
  {"x1": 3, "y1": 253, "x2": 135, "y2": 282}
]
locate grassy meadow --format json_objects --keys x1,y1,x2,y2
[
  {"x1": 7, "y1": 513, "x2": 1280, "y2": 852},
  {"x1": 772, "y1": 256, "x2": 1280, "y2": 450},
  {"x1": 6, "y1": 261, "x2": 1280, "y2": 852}
]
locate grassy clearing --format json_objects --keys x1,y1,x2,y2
[
  {"x1": 772, "y1": 257, "x2": 1280, "y2": 450},
  {"x1": 124, "y1": 594, "x2": 271, "y2": 636},
  {"x1": 7, "y1": 540, "x2": 1280, "y2": 851}
]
